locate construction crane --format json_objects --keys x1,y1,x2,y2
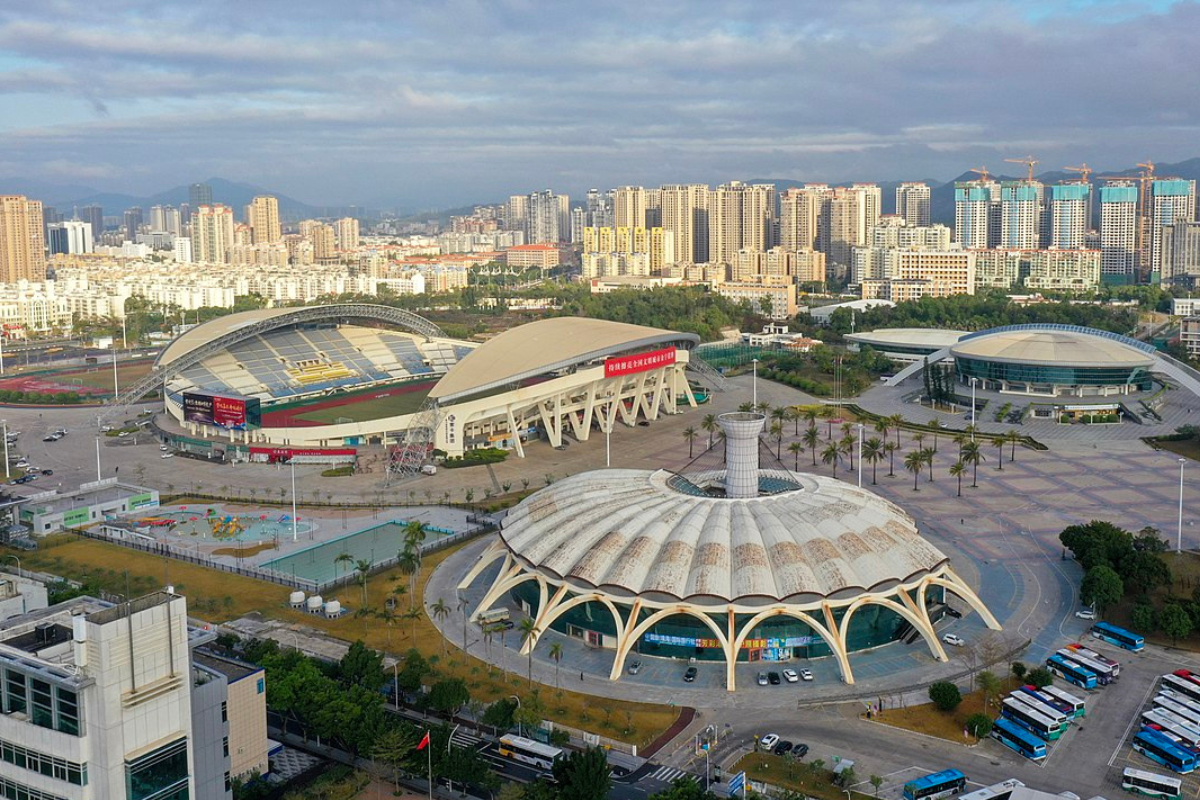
[
  {"x1": 1005, "y1": 156, "x2": 1040, "y2": 182},
  {"x1": 1063, "y1": 164, "x2": 1093, "y2": 184},
  {"x1": 1096, "y1": 161, "x2": 1158, "y2": 281},
  {"x1": 967, "y1": 166, "x2": 992, "y2": 183}
]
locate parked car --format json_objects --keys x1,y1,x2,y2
[
  {"x1": 1075, "y1": 608, "x2": 1096, "y2": 620},
  {"x1": 756, "y1": 672, "x2": 769, "y2": 686},
  {"x1": 944, "y1": 607, "x2": 963, "y2": 619},
  {"x1": 42, "y1": 436, "x2": 55, "y2": 442},
  {"x1": 942, "y1": 633, "x2": 965, "y2": 647},
  {"x1": 792, "y1": 743, "x2": 810, "y2": 758},
  {"x1": 40, "y1": 469, "x2": 52, "y2": 476},
  {"x1": 782, "y1": 669, "x2": 799, "y2": 683},
  {"x1": 759, "y1": 734, "x2": 780, "y2": 750},
  {"x1": 799, "y1": 668, "x2": 814, "y2": 681},
  {"x1": 636, "y1": 420, "x2": 650, "y2": 427},
  {"x1": 683, "y1": 666, "x2": 698, "y2": 683},
  {"x1": 161, "y1": 453, "x2": 174, "y2": 459},
  {"x1": 627, "y1": 660, "x2": 642, "y2": 675},
  {"x1": 773, "y1": 741, "x2": 793, "y2": 756},
  {"x1": 767, "y1": 671, "x2": 781, "y2": 685}
]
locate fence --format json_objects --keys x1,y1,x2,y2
[
  {"x1": 541, "y1": 719, "x2": 637, "y2": 757},
  {"x1": 312, "y1": 523, "x2": 493, "y2": 593}
]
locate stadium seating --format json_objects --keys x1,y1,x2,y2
[{"x1": 171, "y1": 324, "x2": 472, "y2": 403}]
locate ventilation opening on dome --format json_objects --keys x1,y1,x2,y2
[{"x1": 666, "y1": 473, "x2": 802, "y2": 498}]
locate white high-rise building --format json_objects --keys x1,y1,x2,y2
[
  {"x1": 708, "y1": 182, "x2": 776, "y2": 265},
  {"x1": 1100, "y1": 183, "x2": 1138, "y2": 279},
  {"x1": 48, "y1": 220, "x2": 93, "y2": 255},
  {"x1": 1047, "y1": 183, "x2": 1091, "y2": 249},
  {"x1": 190, "y1": 204, "x2": 235, "y2": 264},
  {"x1": 895, "y1": 183, "x2": 931, "y2": 227},
  {"x1": 149, "y1": 205, "x2": 182, "y2": 237},
  {"x1": 613, "y1": 187, "x2": 648, "y2": 229},
  {"x1": 247, "y1": 196, "x2": 281, "y2": 245},
  {"x1": 779, "y1": 186, "x2": 828, "y2": 252},
  {"x1": 999, "y1": 181, "x2": 1042, "y2": 250},
  {"x1": 1151, "y1": 179, "x2": 1197, "y2": 280},
  {"x1": 335, "y1": 217, "x2": 360, "y2": 249},
  {"x1": 659, "y1": 184, "x2": 710, "y2": 264},
  {"x1": 954, "y1": 181, "x2": 996, "y2": 249},
  {"x1": 524, "y1": 190, "x2": 569, "y2": 244}
]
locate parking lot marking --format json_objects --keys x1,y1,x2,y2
[{"x1": 1108, "y1": 673, "x2": 1161, "y2": 767}]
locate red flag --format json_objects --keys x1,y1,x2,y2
[{"x1": 417, "y1": 731, "x2": 430, "y2": 750}]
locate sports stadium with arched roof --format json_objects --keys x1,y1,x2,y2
[
  {"x1": 124, "y1": 307, "x2": 714, "y2": 463},
  {"x1": 459, "y1": 412, "x2": 999, "y2": 690}
]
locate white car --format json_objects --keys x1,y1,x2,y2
[
  {"x1": 756, "y1": 672, "x2": 769, "y2": 686},
  {"x1": 1075, "y1": 609, "x2": 1096, "y2": 620},
  {"x1": 942, "y1": 633, "x2": 965, "y2": 647},
  {"x1": 799, "y1": 668, "x2": 814, "y2": 681},
  {"x1": 160, "y1": 453, "x2": 174, "y2": 459},
  {"x1": 760, "y1": 734, "x2": 780, "y2": 750},
  {"x1": 782, "y1": 669, "x2": 799, "y2": 683}
]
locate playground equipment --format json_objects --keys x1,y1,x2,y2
[{"x1": 210, "y1": 515, "x2": 246, "y2": 540}]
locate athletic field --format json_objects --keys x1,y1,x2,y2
[{"x1": 260, "y1": 380, "x2": 435, "y2": 428}]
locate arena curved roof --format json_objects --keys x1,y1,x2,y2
[
  {"x1": 846, "y1": 328, "x2": 969, "y2": 349},
  {"x1": 429, "y1": 317, "x2": 700, "y2": 402},
  {"x1": 157, "y1": 304, "x2": 445, "y2": 367},
  {"x1": 498, "y1": 467, "x2": 947, "y2": 606},
  {"x1": 950, "y1": 328, "x2": 1154, "y2": 368}
]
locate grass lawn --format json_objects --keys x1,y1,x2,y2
[
  {"x1": 9, "y1": 532, "x2": 679, "y2": 749},
  {"x1": 292, "y1": 389, "x2": 431, "y2": 423},
  {"x1": 1106, "y1": 550, "x2": 1200, "y2": 651},
  {"x1": 730, "y1": 753, "x2": 875, "y2": 800},
  {"x1": 873, "y1": 676, "x2": 1020, "y2": 744},
  {"x1": 60, "y1": 361, "x2": 155, "y2": 391},
  {"x1": 1151, "y1": 437, "x2": 1200, "y2": 462}
]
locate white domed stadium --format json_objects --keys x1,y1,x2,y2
[{"x1": 459, "y1": 413, "x2": 999, "y2": 690}]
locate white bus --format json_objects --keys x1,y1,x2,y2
[
  {"x1": 1154, "y1": 695, "x2": 1200, "y2": 728},
  {"x1": 1158, "y1": 686, "x2": 1200, "y2": 717},
  {"x1": 1056, "y1": 648, "x2": 1116, "y2": 685},
  {"x1": 1122, "y1": 767, "x2": 1182, "y2": 800},
  {"x1": 1161, "y1": 674, "x2": 1200, "y2": 704},
  {"x1": 1009, "y1": 691, "x2": 1069, "y2": 728},
  {"x1": 497, "y1": 735, "x2": 563, "y2": 770},
  {"x1": 1142, "y1": 708, "x2": 1200, "y2": 747},
  {"x1": 476, "y1": 608, "x2": 511, "y2": 627},
  {"x1": 1066, "y1": 643, "x2": 1120, "y2": 677},
  {"x1": 1041, "y1": 685, "x2": 1086, "y2": 718}
]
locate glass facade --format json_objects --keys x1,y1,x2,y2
[
  {"x1": 956, "y1": 356, "x2": 1151, "y2": 393},
  {"x1": 126, "y1": 738, "x2": 189, "y2": 800},
  {"x1": 0, "y1": 739, "x2": 87, "y2": 786},
  {"x1": 513, "y1": 583, "x2": 946, "y2": 662},
  {"x1": 0, "y1": 666, "x2": 81, "y2": 736}
]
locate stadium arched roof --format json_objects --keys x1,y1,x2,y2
[
  {"x1": 429, "y1": 317, "x2": 700, "y2": 403},
  {"x1": 950, "y1": 328, "x2": 1153, "y2": 368},
  {"x1": 103, "y1": 304, "x2": 444, "y2": 419}
]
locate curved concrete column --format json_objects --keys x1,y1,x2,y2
[
  {"x1": 841, "y1": 594, "x2": 947, "y2": 664},
  {"x1": 457, "y1": 539, "x2": 509, "y2": 591},
  {"x1": 930, "y1": 569, "x2": 1003, "y2": 630},
  {"x1": 521, "y1": 591, "x2": 625, "y2": 656},
  {"x1": 609, "y1": 606, "x2": 732, "y2": 685},
  {"x1": 732, "y1": 606, "x2": 851, "y2": 686}
]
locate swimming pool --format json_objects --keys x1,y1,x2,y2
[
  {"x1": 135, "y1": 508, "x2": 316, "y2": 542},
  {"x1": 262, "y1": 520, "x2": 452, "y2": 584}
]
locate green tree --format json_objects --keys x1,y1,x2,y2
[
  {"x1": 1130, "y1": 603, "x2": 1156, "y2": 632},
  {"x1": 962, "y1": 441, "x2": 984, "y2": 487},
  {"x1": 884, "y1": 441, "x2": 898, "y2": 477},
  {"x1": 821, "y1": 442, "x2": 841, "y2": 476},
  {"x1": 519, "y1": 616, "x2": 539, "y2": 686},
  {"x1": 481, "y1": 697, "x2": 517, "y2": 735},
  {"x1": 1161, "y1": 603, "x2": 1194, "y2": 645},
  {"x1": 965, "y1": 713, "x2": 993, "y2": 739},
  {"x1": 701, "y1": 414, "x2": 718, "y2": 449},
  {"x1": 554, "y1": 746, "x2": 613, "y2": 800},
  {"x1": 683, "y1": 426, "x2": 698, "y2": 458},
  {"x1": 1026, "y1": 666, "x2": 1054, "y2": 688},
  {"x1": 1081, "y1": 565, "x2": 1124, "y2": 616},
  {"x1": 862, "y1": 437, "x2": 883, "y2": 484},
  {"x1": 1123, "y1": 550, "x2": 1172, "y2": 596},
  {"x1": 1010, "y1": 661, "x2": 1027, "y2": 681},
  {"x1": 977, "y1": 670, "x2": 1001, "y2": 712},
  {"x1": 430, "y1": 598, "x2": 451, "y2": 658},
  {"x1": 949, "y1": 460, "x2": 966, "y2": 497},
  {"x1": 648, "y1": 776, "x2": 720, "y2": 800},
  {"x1": 395, "y1": 648, "x2": 431, "y2": 693},
  {"x1": 428, "y1": 678, "x2": 470, "y2": 714},
  {"x1": 904, "y1": 450, "x2": 924, "y2": 491},
  {"x1": 338, "y1": 641, "x2": 386, "y2": 692},
  {"x1": 928, "y1": 681, "x2": 962, "y2": 712},
  {"x1": 549, "y1": 642, "x2": 564, "y2": 691},
  {"x1": 787, "y1": 441, "x2": 804, "y2": 470},
  {"x1": 870, "y1": 775, "x2": 884, "y2": 798},
  {"x1": 803, "y1": 426, "x2": 821, "y2": 465}
]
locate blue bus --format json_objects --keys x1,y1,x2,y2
[
  {"x1": 902, "y1": 770, "x2": 968, "y2": 800},
  {"x1": 1092, "y1": 621, "x2": 1145, "y2": 652},
  {"x1": 991, "y1": 717, "x2": 1048, "y2": 761},
  {"x1": 1040, "y1": 685, "x2": 1086, "y2": 718},
  {"x1": 1057, "y1": 648, "x2": 1116, "y2": 685},
  {"x1": 1141, "y1": 709, "x2": 1200, "y2": 748},
  {"x1": 1046, "y1": 655, "x2": 1098, "y2": 689},
  {"x1": 1016, "y1": 686, "x2": 1075, "y2": 720},
  {"x1": 1000, "y1": 697, "x2": 1065, "y2": 740},
  {"x1": 1134, "y1": 728, "x2": 1197, "y2": 774},
  {"x1": 1009, "y1": 691, "x2": 1070, "y2": 728}
]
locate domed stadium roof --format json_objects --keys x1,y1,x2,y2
[
  {"x1": 498, "y1": 467, "x2": 947, "y2": 606},
  {"x1": 429, "y1": 317, "x2": 700, "y2": 402},
  {"x1": 950, "y1": 329, "x2": 1154, "y2": 368}
]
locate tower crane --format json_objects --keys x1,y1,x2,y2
[
  {"x1": 1063, "y1": 164, "x2": 1093, "y2": 184},
  {"x1": 1005, "y1": 156, "x2": 1040, "y2": 182},
  {"x1": 967, "y1": 166, "x2": 992, "y2": 183}
]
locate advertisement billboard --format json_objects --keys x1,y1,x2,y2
[
  {"x1": 182, "y1": 392, "x2": 262, "y2": 430},
  {"x1": 603, "y1": 347, "x2": 676, "y2": 378}
]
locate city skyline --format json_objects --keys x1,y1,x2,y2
[{"x1": 2, "y1": 1, "x2": 1199, "y2": 209}]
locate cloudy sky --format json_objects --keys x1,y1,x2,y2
[{"x1": 1, "y1": 0, "x2": 1197, "y2": 210}]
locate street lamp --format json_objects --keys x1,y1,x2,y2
[
  {"x1": 1, "y1": 419, "x2": 8, "y2": 480},
  {"x1": 6, "y1": 555, "x2": 20, "y2": 579},
  {"x1": 857, "y1": 423, "x2": 864, "y2": 488},
  {"x1": 752, "y1": 359, "x2": 759, "y2": 408},
  {"x1": 969, "y1": 378, "x2": 978, "y2": 441},
  {"x1": 290, "y1": 460, "x2": 299, "y2": 542},
  {"x1": 510, "y1": 695, "x2": 523, "y2": 737},
  {"x1": 606, "y1": 390, "x2": 614, "y2": 468},
  {"x1": 1179, "y1": 458, "x2": 1187, "y2": 554}
]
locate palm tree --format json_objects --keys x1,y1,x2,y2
[
  {"x1": 404, "y1": 607, "x2": 421, "y2": 642},
  {"x1": 1004, "y1": 429, "x2": 1023, "y2": 462},
  {"x1": 771, "y1": 421, "x2": 785, "y2": 458},
  {"x1": 787, "y1": 406, "x2": 802, "y2": 436},
  {"x1": 823, "y1": 406, "x2": 838, "y2": 440},
  {"x1": 803, "y1": 426, "x2": 821, "y2": 465},
  {"x1": 701, "y1": 413, "x2": 718, "y2": 449},
  {"x1": 755, "y1": 402, "x2": 770, "y2": 415},
  {"x1": 771, "y1": 407, "x2": 788, "y2": 429},
  {"x1": 922, "y1": 447, "x2": 935, "y2": 482},
  {"x1": 952, "y1": 431, "x2": 968, "y2": 460},
  {"x1": 863, "y1": 437, "x2": 883, "y2": 485},
  {"x1": 841, "y1": 429, "x2": 857, "y2": 470},
  {"x1": 354, "y1": 558, "x2": 372, "y2": 609},
  {"x1": 396, "y1": 547, "x2": 420, "y2": 609},
  {"x1": 549, "y1": 642, "x2": 564, "y2": 691},
  {"x1": 519, "y1": 617, "x2": 538, "y2": 686},
  {"x1": 431, "y1": 598, "x2": 451, "y2": 658},
  {"x1": 949, "y1": 460, "x2": 966, "y2": 497},
  {"x1": 787, "y1": 441, "x2": 803, "y2": 471},
  {"x1": 927, "y1": 419, "x2": 943, "y2": 452},
  {"x1": 873, "y1": 417, "x2": 891, "y2": 444},
  {"x1": 904, "y1": 450, "x2": 924, "y2": 491},
  {"x1": 683, "y1": 426, "x2": 698, "y2": 458},
  {"x1": 911, "y1": 432, "x2": 925, "y2": 453},
  {"x1": 335, "y1": 551, "x2": 353, "y2": 583},
  {"x1": 821, "y1": 442, "x2": 841, "y2": 477},
  {"x1": 379, "y1": 605, "x2": 398, "y2": 645},
  {"x1": 993, "y1": 436, "x2": 1006, "y2": 470},
  {"x1": 888, "y1": 413, "x2": 904, "y2": 447},
  {"x1": 738, "y1": 402, "x2": 754, "y2": 412},
  {"x1": 803, "y1": 406, "x2": 820, "y2": 429},
  {"x1": 962, "y1": 441, "x2": 985, "y2": 487},
  {"x1": 884, "y1": 441, "x2": 898, "y2": 477}
]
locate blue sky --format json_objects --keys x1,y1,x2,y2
[{"x1": 1, "y1": 0, "x2": 1197, "y2": 210}]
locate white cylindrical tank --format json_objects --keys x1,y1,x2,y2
[
  {"x1": 289, "y1": 591, "x2": 305, "y2": 607},
  {"x1": 324, "y1": 600, "x2": 342, "y2": 616},
  {"x1": 718, "y1": 412, "x2": 766, "y2": 499},
  {"x1": 306, "y1": 595, "x2": 323, "y2": 611}
]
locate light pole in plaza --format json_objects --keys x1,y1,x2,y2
[
  {"x1": 1179, "y1": 458, "x2": 1187, "y2": 554},
  {"x1": 752, "y1": 359, "x2": 759, "y2": 408},
  {"x1": 857, "y1": 423, "x2": 864, "y2": 487},
  {"x1": 969, "y1": 377, "x2": 979, "y2": 441},
  {"x1": 1, "y1": 420, "x2": 8, "y2": 479}
]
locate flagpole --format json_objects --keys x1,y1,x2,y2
[{"x1": 427, "y1": 735, "x2": 433, "y2": 800}]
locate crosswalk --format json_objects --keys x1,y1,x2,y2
[
  {"x1": 452, "y1": 730, "x2": 485, "y2": 749},
  {"x1": 649, "y1": 766, "x2": 696, "y2": 783}
]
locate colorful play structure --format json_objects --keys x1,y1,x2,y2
[{"x1": 210, "y1": 515, "x2": 246, "y2": 539}]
